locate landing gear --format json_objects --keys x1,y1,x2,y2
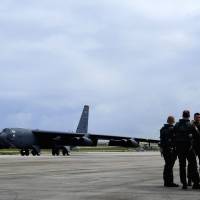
[
  {"x1": 25, "y1": 149, "x2": 29, "y2": 156},
  {"x1": 52, "y1": 148, "x2": 60, "y2": 156},
  {"x1": 20, "y1": 146, "x2": 40, "y2": 156},
  {"x1": 20, "y1": 149, "x2": 29, "y2": 156},
  {"x1": 31, "y1": 149, "x2": 40, "y2": 156},
  {"x1": 31, "y1": 145, "x2": 40, "y2": 156},
  {"x1": 62, "y1": 147, "x2": 70, "y2": 156},
  {"x1": 20, "y1": 149, "x2": 25, "y2": 156},
  {"x1": 52, "y1": 146, "x2": 70, "y2": 156}
]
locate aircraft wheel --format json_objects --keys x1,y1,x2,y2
[
  {"x1": 25, "y1": 149, "x2": 29, "y2": 156},
  {"x1": 52, "y1": 148, "x2": 58, "y2": 156},
  {"x1": 62, "y1": 148, "x2": 70, "y2": 156},
  {"x1": 20, "y1": 149, "x2": 25, "y2": 156},
  {"x1": 31, "y1": 146, "x2": 40, "y2": 156},
  {"x1": 31, "y1": 149, "x2": 37, "y2": 156},
  {"x1": 55, "y1": 149, "x2": 60, "y2": 156},
  {"x1": 52, "y1": 148, "x2": 60, "y2": 156},
  {"x1": 52, "y1": 149, "x2": 55, "y2": 156}
]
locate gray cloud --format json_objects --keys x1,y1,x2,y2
[{"x1": 1, "y1": 0, "x2": 200, "y2": 139}]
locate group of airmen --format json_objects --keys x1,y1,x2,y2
[{"x1": 160, "y1": 110, "x2": 200, "y2": 189}]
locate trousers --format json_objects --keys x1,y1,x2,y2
[
  {"x1": 176, "y1": 144, "x2": 199, "y2": 185},
  {"x1": 163, "y1": 148, "x2": 177, "y2": 185}
]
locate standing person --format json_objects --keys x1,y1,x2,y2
[
  {"x1": 191, "y1": 113, "x2": 200, "y2": 165},
  {"x1": 160, "y1": 116, "x2": 179, "y2": 187},
  {"x1": 188, "y1": 113, "x2": 200, "y2": 186},
  {"x1": 174, "y1": 110, "x2": 200, "y2": 189}
]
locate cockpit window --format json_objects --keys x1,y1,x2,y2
[{"x1": 2, "y1": 128, "x2": 10, "y2": 133}]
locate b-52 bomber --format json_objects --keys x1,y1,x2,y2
[{"x1": 0, "y1": 105, "x2": 159, "y2": 156}]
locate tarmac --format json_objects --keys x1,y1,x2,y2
[{"x1": 0, "y1": 152, "x2": 199, "y2": 200}]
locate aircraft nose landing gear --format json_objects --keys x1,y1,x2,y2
[
  {"x1": 20, "y1": 149, "x2": 29, "y2": 156},
  {"x1": 20, "y1": 146, "x2": 40, "y2": 156}
]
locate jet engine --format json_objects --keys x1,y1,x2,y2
[
  {"x1": 108, "y1": 138, "x2": 139, "y2": 148},
  {"x1": 71, "y1": 136, "x2": 94, "y2": 146},
  {"x1": 126, "y1": 139, "x2": 139, "y2": 148},
  {"x1": 108, "y1": 139, "x2": 125, "y2": 147}
]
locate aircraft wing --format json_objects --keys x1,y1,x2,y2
[
  {"x1": 32, "y1": 106, "x2": 159, "y2": 148},
  {"x1": 33, "y1": 130, "x2": 85, "y2": 138},
  {"x1": 134, "y1": 138, "x2": 159, "y2": 143},
  {"x1": 89, "y1": 134, "x2": 159, "y2": 147},
  {"x1": 88, "y1": 133, "x2": 159, "y2": 143},
  {"x1": 33, "y1": 130, "x2": 159, "y2": 148}
]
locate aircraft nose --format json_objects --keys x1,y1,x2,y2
[
  {"x1": 0, "y1": 131, "x2": 10, "y2": 148},
  {"x1": 0, "y1": 132, "x2": 5, "y2": 147}
]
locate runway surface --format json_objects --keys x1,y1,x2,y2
[{"x1": 0, "y1": 152, "x2": 199, "y2": 200}]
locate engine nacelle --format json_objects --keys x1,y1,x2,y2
[
  {"x1": 71, "y1": 137, "x2": 93, "y2": 146},
  {"x1": 79, "y1": 137, "x2": 93, "y2": 146},
  {"x1": 108, "y1": 139, "x2": 139, "y2": 148},
  {"x1": 108, "y1": 139, "x2": 126, "y2": 147},
  {"x1": 71, "y1": 137, "x2": 79, "y2": 146},
  {"x1": 127, "y1": 139, "x2": 139, "y2": 148}
]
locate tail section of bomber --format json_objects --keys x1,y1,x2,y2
[{"x1": 76, "y1": 105, "x2": 89, "y2": 133}]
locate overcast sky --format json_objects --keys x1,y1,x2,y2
[{"x1": 0, "y1": 1, "x2": 200, "y2": 139}]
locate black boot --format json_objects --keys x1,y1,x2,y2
[
  {"x1": 192, "y1": 183, "x2": 200, "y2": 189},
  {"x1": 164, "y1": 183, "x2": 179, "y2": 187},
  {"x1": 182, "y1": 184, "x2": 187, "y2": 190},
  {"x1": 188, "y1": 179, "x2": 192, "y2": 186}
]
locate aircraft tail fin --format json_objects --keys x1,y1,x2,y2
[{"x1": 76, "y1": 105, "x2": 89, "y2": 133}]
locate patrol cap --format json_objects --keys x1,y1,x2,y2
[
  {"x1": 167, "y1": 116, "x2": 175, "y2": 124},
  {"x1": 182, "y1": 110, "x2": 190, "y2": 118}
]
